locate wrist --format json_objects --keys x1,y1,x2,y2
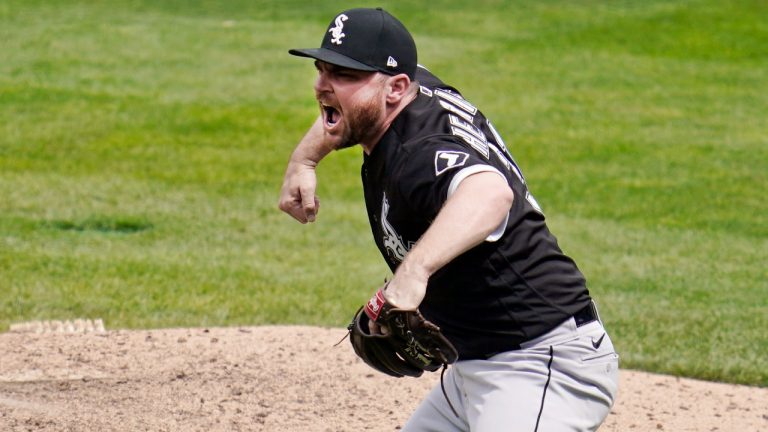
[
  {"x1": 381, "y1": 263, "x2": 430, "y2": 311},
  {"x1": 397, "y1": 252, "x2": 434, "y2": 282},
  {"x1": 289, "y1": 153, "x2": 319, "y2": 169},
  {"x1": 290, "y1": 120, "x2": 334, "y2": 167},
  {"x1": 364, "y1": 289, "x2": 390, "y2": 322}
]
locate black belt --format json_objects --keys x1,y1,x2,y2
[
  {"x1": 480, "y1": 301, "x2": 601, "y2": 359},
  {"x1": 573, "y1": 301, "x2": 599, "y2": 327}
]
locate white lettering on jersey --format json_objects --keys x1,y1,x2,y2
[
  {"x1": 433, "y1": 85, "x2": 544, "y2": 215},
  {"x1": 448, "y1": 115, "x2": 490, "y2": 158},
  {"x1": 435, "y1": 150, "x2": 469, "y2": 176},
  {"x1": 381, "y1": 193, "x2": 413, "y2": 262},
  {"x1": 435, "y1": 89, "x2": 490, "y2": 158},
  {"x1": 328, "y1": 14, "x2": 348, "y2": 45},
  {"x1": 525, "y1": 191, "x2": 543, "y2": 213},
  {"x1": 439, "y1": 100, "x2": 474, "y2": 122},
  {"x1": 487, "y1": 119, "x2": 525, "y2": 183},
  {"x1": 435, "y1": 89, "x2": 477, "y2": 115}
]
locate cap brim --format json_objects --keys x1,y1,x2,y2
[{"x1": 288, "y1": 48, "x2": 378, "y2": 72}]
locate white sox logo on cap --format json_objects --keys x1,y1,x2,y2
[
  {"x1": 289, "y1": 8, "x2": 418, "y2": 79},
  {"x1": 329, "y1": 14, "x2": 348, "y2": 45}
]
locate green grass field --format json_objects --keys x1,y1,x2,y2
[{"x1": 1, "y1": 1, "x2": 766, "y2": 386}]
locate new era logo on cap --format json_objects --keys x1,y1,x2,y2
[{"x1": 288, "y1": 8, "x2": 417, "y2": 79}]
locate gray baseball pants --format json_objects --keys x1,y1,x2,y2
[{"x1": 402, "y1": 313, "x2": 619, "y2": 431}]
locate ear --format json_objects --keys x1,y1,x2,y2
[{"x1": 385, "y1": 74, "x2": 412, "y2": 104}]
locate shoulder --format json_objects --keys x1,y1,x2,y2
[
  {"x1": 398, "y1": 136, "x2": 490, "y2": 187},
  {"x1": 414, "y1": 65, "x2": 462, "y2": 95}
]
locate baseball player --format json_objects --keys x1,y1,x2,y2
[{"x1": 279, "y1": 8, "x2": 619, "y2": 431}]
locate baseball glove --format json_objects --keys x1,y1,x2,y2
[{"x1": 347, "y1": 289, "x2": 458, "y2": 378}]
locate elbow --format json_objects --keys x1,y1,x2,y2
[
  {"x1": 485, "y1": 185, "x2": 513, "y2": 232},
  {"x1": 496, "y1": 185, "x2": 514, "y2": 215},
  {"x1": 481, "y1": 185, "x2": 513, "y2": 242},
  {"x1": 473, "y1": 174, "x2": 514, "y2": 224}
]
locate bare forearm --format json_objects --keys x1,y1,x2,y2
[
  {"x1": 278, "y1": 116, "x2": 335, "y2": 223},
  {"x1": 289, "y1": 116, "x2": 335, "y2": 165},
  {"x1": 384, "y1": 172, "x2": 514, "y2": 309}
]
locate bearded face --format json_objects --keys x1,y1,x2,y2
[
  {"x1": 330, "y1": 88, "x2": 386, "y2": 150},
  {"x1": 314, "y1": 63, "x2": 388, "y2": 150}
]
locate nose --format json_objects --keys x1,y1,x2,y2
[{"x1": 314, "y1": 70, "x2": 331, "y2": 95}]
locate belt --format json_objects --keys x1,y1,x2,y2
[
  {"x1": 573, "y1": 301, "x2": 599, "y2": 327},
  {"x1": 480, "y1": 301, "x2": 601, "y2": 359}
]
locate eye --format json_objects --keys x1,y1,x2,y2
[{"x1": 336, "y1": 69, "x2": 366, "y2": 81}]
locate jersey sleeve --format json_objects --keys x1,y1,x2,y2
[{"x1": 397, "y1": 139, "x2": 509, "y2": 241}]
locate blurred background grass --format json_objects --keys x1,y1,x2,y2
[{"x1": 1, "y1": 0, "x2": 766, "y2": 386}]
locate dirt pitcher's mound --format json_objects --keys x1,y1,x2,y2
[{"x1": 0, "y1": 326, "x2": 766, "y2": 431}]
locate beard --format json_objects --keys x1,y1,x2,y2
[{"x1": 333, "y1": 91, "x2": 385, "y2": 150}]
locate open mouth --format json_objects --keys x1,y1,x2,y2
[{"x1": 321, "y1": 103, "x2": 340, "y2": 127}]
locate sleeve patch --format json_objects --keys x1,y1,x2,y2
[{"x1": 434, "y1": 150, "x2": 469, "y2": 176}]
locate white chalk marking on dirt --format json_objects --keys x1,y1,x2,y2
[
  {"x1": 0, "y1": 396, "x2": 62, "y2": 416},
  {"x1": 8, "y1": 319, "x2": 105, "y2": 334},
  {"x1": 0, "y1": 369, "x2": 112, "y2": 383}
]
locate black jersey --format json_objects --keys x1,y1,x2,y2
[{"x1": 361, "y1": 66, "x2": 591, "y2": 360}]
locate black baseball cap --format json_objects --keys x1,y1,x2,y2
[{"x1": 289, "y1": 8, "x2": 417, "y2": 80}]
